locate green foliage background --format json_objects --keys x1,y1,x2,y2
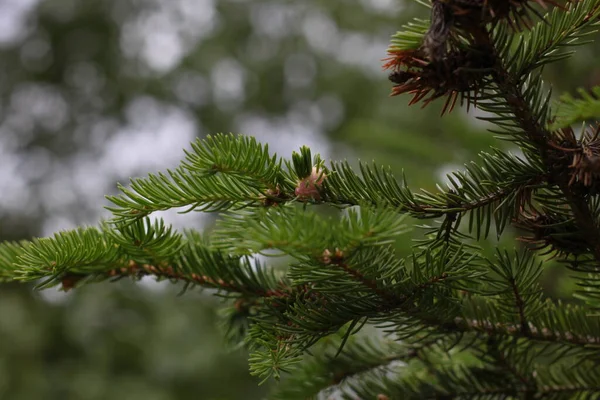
[{"x1": 0, "y1": 0, "x2": 598, "y2": 398}]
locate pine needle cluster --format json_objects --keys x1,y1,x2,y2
[{"x1": 3, "y1": 1, "x2": 600, "y2": 398}]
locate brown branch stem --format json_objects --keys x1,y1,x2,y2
[{"x1": 61, "y1": 261, "x2": 291, "y2": 299}]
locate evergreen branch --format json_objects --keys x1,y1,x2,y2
[
  {"x1": 3, "y1": 1, "x2": 600, "y2": 397},
  {"x1": 325, "y1": 149, "x2": 544, "y2": 239},
  {"x1": 349, "y1": 362, "x2": 600, "y2": 400},
  {"x1": 347, "y1": 363, "x2": 518, "y2": 400},
  {"x1": 252, "y1": 241, "x2": 599, "y2": 380},
  {"x1": 484, "y1": 337, "x2": 535, "y2": 392},
  {"x1": 536, "y1": 366, "x2": 600, "y2": 398},
  {"x1": 106, "y1": 134, "x2": 293, "y2": 222},
  {"x1": 510, "y1": 275, "x2": 533, "y2": 337},
  {"x1": 6, "y1": 219, "x2": 286, "y2": 298},
  {"x1": 343, "y1": 336, "x2": 600, "y2": 399},
  {"x1": 212, "y1": 205, "x2": 409, "y2": 259},
  {"x1": 481, "y1": 25, "x2": 600, "y2": 264},
  {"x1": 178, "y1": 231, "x2": 288, "y2": 298},
  {"x1": 246, "y1": 244, "x2": 479, "y2": 380},
  {"x1": 247, "y1": 278, "x2": 456, "y2": 381},
  {"x1": 509, "y1": 0, "x2": 600, "y2": 79},
  {"x1": 248, "y1": 245, "x2": 600, "y2": 381},
  {"x1": 387, "y1": 17, "x2": 430, "y2": 53},
  {"x1": 268, "y1": 334, "x2": 416, "y2": 400},
  {"x1": 0, "y1": 240, "x2": 30, "y2": 281},
  {"x1": 477, "y1": 64, "x2": 552, "y2": 153},
  {"x1": 551, "y1": 86, "x2": 600, "y2": 129},
  {"x1": 381, "y1": 297, "x2": 600, "y2": 359},
  {"x1": 106, "y1": 169, "x2": 278, "y2": 221},
  {"x1": 327, "y1": 254, "x2": 401, "y2": 304},
  {"x1": 457, "y1": 297, "x2": 600, "y2": 349},
  {"x1": 181, "y1": 134, "x2": 282, "y2": 185},
  {"x1": 59, "y1": 260, "x2": 285, "y2": 298},
  {"x1": 101, "y1": 131, "x2": 543, "y2": 245},
  {"x1": 212, "y1": 207, "x2": 335, "y2": 258},
  {"x1": 483, "y1": 251, "x2": 545, "y2": 336},
  {"x1": 59, "y1": 261, "x2": 241, "y2": 293},
  {"x1": 5, "y1": 217, "x2": 599, "y2": 388},
  {"x1": 106, "y1": 217, "x2": 185, "y2": 262},
  {"x1": 477, "y1": 0, "x2": 600, "y2": 149},
  {"x1": 345, "y1": 336, "x2": 599, "y2": 400},
  {"x1": 15, "y1": 225, "x2": 121, "y2": 284}
]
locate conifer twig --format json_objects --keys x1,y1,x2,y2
[
  {"x1": 477, "y1": 27, "x2": 600, "y2": 265},
  {"x1": 60, "y1": 261, "x2": 291, "y2": 299}
]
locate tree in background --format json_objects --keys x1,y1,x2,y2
[{"x1": 1, "y1": 2, "x2": 600, "y2": 398}]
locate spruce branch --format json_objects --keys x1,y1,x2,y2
[
  {"x1": 349, "y1": 360, "x2": 600, "y2": 400},
  {"x1": 106, "y1": 134, "x2": 294, "y2": 222},
  {"x1": 346, "y1": 358, "x2": 520, "y2": 400},
  {"x1": 3, "y1": 219, "x2": 287, "y2": 299},
  {"x1": 483, "y1": 250, "x2": 545, "y2": 336},
  {"x1": 246, "y1": 242, "x2": 599, "y2": 381},
  {"x1": 268, "y1": 333, "x2": 455, "y2": 400},
  {"x1": 59, "y1": 260, "x2": 266, "y2": 295},
  {"x1": 476, "y1": 16, "x2": 600, "y2": 265},
  {"x1": 267, "y1": 334, "x2": 413, "y2": 400},
  {"x1": 244, "y1": 244, "x2": 483, "y2": 380},
  {"x1": 484, "y1": 336, "x2": 536, "y2": 393},
  {"x1": 508, "y1": 0, "x2": 600, "y2": 79},
  {"x1": 387, "y1": 17, "x2": 430, "y2": 53},
  {"x1": 325, "y1": 149, "x2": 544, "y2": 239},
  {"x1": 181, "y1": 134, "x2": 281, "y2": 185},
  {"x1": 100, "y1": 129, "x2": 544, "y2": 244},
  {"x1": 457, "y1": 297, "x2": 600, "y2": 350},
  {"x1": 212, "y1": 205, "x2": 409, "y2": 260},
  {"x1": 0, "y1": 240, "x2": 30, "y2": 281}
]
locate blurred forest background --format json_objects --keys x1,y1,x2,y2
[{"x1": 0, "y1": 0, "x2": 598, "y2": 399}]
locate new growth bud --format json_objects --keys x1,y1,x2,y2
[{"x1": 295, "y1": 167, "x2": 326, "y2": 201}]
